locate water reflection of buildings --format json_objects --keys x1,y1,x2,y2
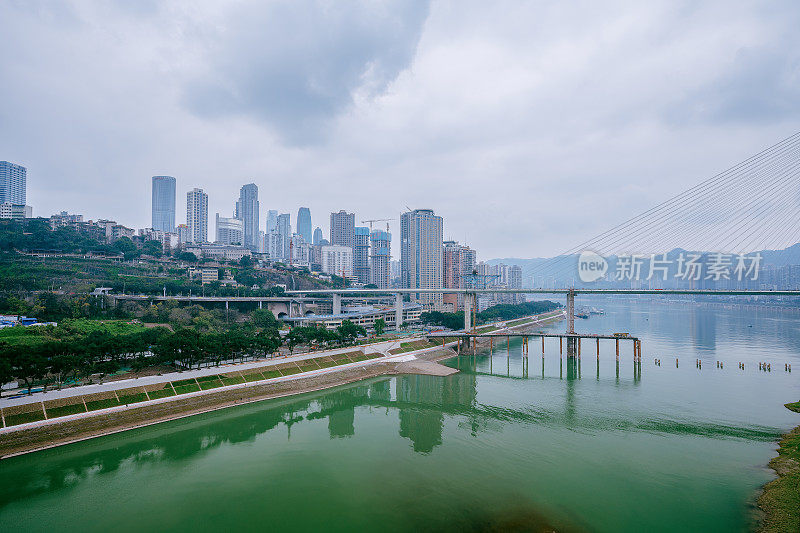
[
  {"x1": 690, "y1": 307, "x2": 717, "y2": 352},
  {"x1": 395, "y1": 373, "x2": 478, "y2": 453},
  {"x1": 2, "y1": 375, "x2": 482, "y2": 508}
]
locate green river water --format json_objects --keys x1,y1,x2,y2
[{"x1": 1, "y1": 299, "x2": 799, "y2": 532}]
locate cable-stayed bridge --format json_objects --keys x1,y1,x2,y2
[{"x1": 288, "y1": 132, "x2": 800, "y2": 345}]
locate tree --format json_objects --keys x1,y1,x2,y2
[
  {"x1": 374, "y1": 318, "x2": 386, "y2": 336},
  {"x1": 113, "y1": 237, "x2": 140, "y2": 259},
  {"x1": 251, "y1": 309, "x2": 279, "y2": 331},
  {"x1": 0, "y1": 356, "x2": 12, "y2": 398},
  {"x1": 239, "y1": 255, "x2": 253, "y2": 268},
  {"x1": 337, "y1": 320, "x2": 366, "y2": 345},
  {"x1": 142, "y1": 239, "x2": 164, "y2": 257},
  {"x1": 178, "y1": 251, "x2": 198, "y2": 263}
]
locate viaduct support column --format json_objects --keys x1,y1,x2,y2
[
  {"x1": 394, "y1": 293, "x2": 403, "y2": 328},
  {"x1": 333, "y1": 294, "x2": 342, "y2": 315},
  {"x1": 566, "y1": 288, "x2": 575, "y2": 334},
  {"x1": 464, "y1": 292, "x2": 475, "y2": 331}
]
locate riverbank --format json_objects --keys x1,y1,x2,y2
[
  {"x1": 0, "y1": 345, "x2": 458, "y2": 459},
  {"x1": 758, "y1": 401, "x2": 800, "y2": 532}
]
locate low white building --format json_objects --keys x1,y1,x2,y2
[
  {"x1": 321, "y1": 245, "x2": 353, "y2": 277},
  {"x1": 0, "y1": 203, "x2": 32, "y2": 219},
  {"x1": 184, "y1": 243, "x2": 251, "y2": 261}
]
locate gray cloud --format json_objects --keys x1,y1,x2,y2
[
  {"x1": 183, "y1": 0, "x2": 431, "y2": 144},
  {"x1": 1, "y1": 0, "x2": 800, "y2": 260},
  {"x1": 668, "y1": 45, "x2": 800, "y2": 124}
]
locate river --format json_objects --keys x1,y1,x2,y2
[{"x1": 1, "y1": 298, "x2": 798, "y2": 532}]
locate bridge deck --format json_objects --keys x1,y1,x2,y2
[{"x1": 428, "y1": 332, "x2": 639, "y2": 341}]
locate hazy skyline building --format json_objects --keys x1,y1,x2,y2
[
  {"x1": 330, "y1": 210, "x2": 355, "y2": 248},
  {"x1": 297, "y1": 207, "x2": 312, "y2": 245},
  {"x1": 321, "y1": 244, "x2": 353, "y2": 278},
  {"x1": 215, "y1": 213, "x2": 244, "y2": 245},
  {"x1": 370, "y1": 229, "x2": 391, "y2": 289},
  {"x1": 0, "y1": 161, "x2": 27, "y2": 205},
  {"x1": 354, "y1": 226, "x2": 370, "y2": 284},
  {"x1": 277, "y1": 213, "x2": 291, "y2": 260},
  {"x1": 266, "y1": 209, "x2": 278, "y2": 233},
  {"x1": 313, "y1": 227, "x2": 323, "y2": 245},
  {"x1": 186, "y1": 188, "x2": 208, "y2": 244},
  {"x1": 235, "y1": 183, "x2": 259, "y2": 251},
  {"x1": 401, "y1": 209, "x2": 444, "y2": 308},
  {"x1": 443, "y1": 240, "x2": 476, "y2": 310},
  {"x1": 151, "y1": 176, "x2": 176, "y2": 232}
]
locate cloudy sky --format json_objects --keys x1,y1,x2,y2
[{"x1": 2, "y1": 0, "x2": 799, "y2": 259}]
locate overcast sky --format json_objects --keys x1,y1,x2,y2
[{"x1": 2, "y1": 0, "x2": 799, "y2": 260}]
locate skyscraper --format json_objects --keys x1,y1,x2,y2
[
  {"x1": 330, "y1": 210, "x2": 355, "y2": 248},
  {"x1": 151, "y1": 176, "x2": 176, "y2": 232},
  {"x1": 277, "y1": 213, "x2": 291, "y2": 260},
  {"x1": 370, "y1": 229, "x2": 391, "y2": 289},
  {"x1": 235, "y1": 183, "x2": 259, "y2": 251},
  {"x1": 266, "y1": 209, "x2": 278, "y2": 233},
  {"x1": 313, "y1": 227, "x2": 323, "y2": 245},
  {"x1": 186, "y1": 188, "x2": 208, "y2": 244},
  {"x1": 443, "y1": 241, "x2": 476, "y2": 310},
  {"x1": 297, "y1": 207, "x2": 312, "y2": 244},
  {"x1": 0, "y1": 161, "x2": 27, "y2": 205},
  {"x1": 353, "y1": 226, "x2": 371, "y2": 284},
  {"x1": 215, "y1": 213, "x2": 244, "y2": 245},
  {"x1": 401, "y1": 209, "x2": 444, "y2": 308}
]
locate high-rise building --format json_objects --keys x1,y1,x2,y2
[
  {"x1": 235, "y1": 183, "x2": 259, "y2": 251},
  {"x1": 186, "y1": 188, "x2": 208, "y2": 244},
  {"x1": 369, "y1": 229, "x2": 391, "y2": 289},
  {"x1": 151, "y1": 176, "x2": 176, "y2": 232},
  {"x1": 330, "y1": 210, "x2": 355, "y2": 248},
  {"x1": 290, "y1": 233, "x2": 311, "y2": 267},
  {"x1": 297, "y1": 207, "x2": 312, "y2": 245},
  {"x1": 0, "y1": 161, "x2": 27, "y2": 205},
  {"x1": 277, "y1": 213, "x2": 291, "y2": 260},
  {"x1": 266, "y1": 210, "x2": 278, "y2": 233},
  {"x1": 401, "y1": 209, "x2": 444, "y2": 308},
  {"x1": 321, "y1": 245, "x2": 353, "y2": 278},
  {"x1": 313, "y1": 227, "x2": 323, "y2": 245},
  {"x1": 215, "y1": 213, "x2": 244, "y2": 245},
  {"x1": 353, "y1": 226, "x2": 370, "y2": 284},
  {"x1": 443, "y1": 241, "x2": 477, "y2": 310}
]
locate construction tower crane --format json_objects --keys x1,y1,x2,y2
[{"x1": 361, "y1": 219, "x2": 392, "y2": 232}]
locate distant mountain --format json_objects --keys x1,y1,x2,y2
[{"x1": 488, "y1": 242, "x2": 800, "y2": 289}]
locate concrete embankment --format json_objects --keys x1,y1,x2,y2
[{"x1": 0, "y1": 346, "x2": 458, "y2": 459}]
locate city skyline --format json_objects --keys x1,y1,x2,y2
[{"x1": 4, "y1": 3, "x2": 799, "y2": 258}]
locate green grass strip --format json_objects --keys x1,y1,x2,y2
[
  {"x1": 220, "y1": 376, "x2": 245, "y2": 386},
  {"x1": 85, "y1": 398, "x2": 121, "y2": 411},
  {"x1": 44, "y1": 403, "x2": 87, "y2": 418},
  {"x1": 147, "y1": 388, "x2": 176, "y2": 399},
  {"x1": 172, "y1": 383, "x2": 200, "y2": 395},
  {"x1": 5, "y1": 410, "x2": 47, "y2": 426},
  {"x1": 199, "y1": 380, "x2": 223, "y2": 390},
  {"x1": 116, "y1": 392, "x2": 149, "y2": 404},
  {"x1": 280, "y1": 366, "x2": 301, "y2": 376},
  {"x1": 242, "y1": 372, "x2": 266, "y2": 382},
  {"x1": 172, "y1": 378, "x2": 198, "y2": 387},
  {"x1": 262, "y1": 370, "x2": 282, "y2": 379},
  {"x1": 196, "y1": 374, "x2": 222, "y2": 383}
]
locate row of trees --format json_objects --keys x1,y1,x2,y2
[
  {"x1": 420, "y1": 300, "x2": 561, "y2": 330},
  {"x1": 0, "y1": 313, "x2": 373, "y2": 396}
]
